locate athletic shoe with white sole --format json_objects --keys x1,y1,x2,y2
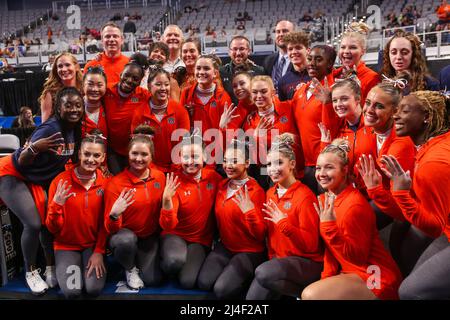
[
  {"x1": 26, "y1": 269, "x2": 49, "y2": 295},
  {"x1": 126, "y1": 266, "x2": 144, "y2": 290},
  {"x1": 44, "y1": 265, "x2": 58, "y2": 288}
]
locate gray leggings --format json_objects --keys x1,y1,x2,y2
[
  {"x1": 160, "y1": 234, "x2": 209, "y2": 289},
  {"x1": 197, "y1": 241, "x2": 266, "y2": 299},
  {"x1": 55, "y1": 248, "x2": 106, "y2": 299},
  {"x1": 246, "y1": 256, "x2": 323, "y2": 300},
  {"x1": 0, "y1": 176, "x2": 42, "y2": 271},
  {"x1": 399, "y1": 235, "x2": 450, "y2": 300},
  {"x1": 109, "y1": 228, "x2": 163, "y2": 286}
]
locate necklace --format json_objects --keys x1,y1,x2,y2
[
  {"x1": 196, "y1": 84, "x2": 216, "y2": 95},
  {"x1": 75, "y1": 167, "x2": 96, "y2": 180},
  {"x1": 150, "y1": 99, "x2": 168, "y2": 111}
]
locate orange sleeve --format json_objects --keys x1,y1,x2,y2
[
  {"x1": 387, "y1": 139, "x2": 416, "y2": 176},
  {"x1": 321, "y1": 248, "x2": 340, "y2": 278},
  {"x1": 159, "y1": 194, "x2": 181, "y2": 231},
  {"x1": 104, "y1": 183, "x2": 123, "y2": 235},
  {"x1": 94, "y1": 195, "x2": 108, "y2": 254},
  {"x1": 321, "y1": 101, "x2": 343, "y2": 140},
  {"x1": 46, "y1": 177, "x2": 65, "y2": 234},
  {"x1": 243, "y1": 187, "x2": 266, "y2": 242},
  {"x1": 391, "y1": 160, "x2": 450, "y2": 238},
  {"x1": 276, "y1": 194, "x2": 321, "y2": 254},
  {"x1": 367, "y1": 185, "x2": 406, "y2": 221},
  {"x1": 177, "y1": 103, "x2": 191, "y2": 131},
  {"x1": 320, "y1": 204, "x2": 372, "y2": 266}
]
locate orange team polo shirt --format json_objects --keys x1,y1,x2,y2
[
  {"x1": 104, "y1": 167, "x2": 165, "y2": 238},
  {"x1": 292, "y1": 73, "x2": 335, "y2": 167},
  {"x1": 82, "y1": 105, "x2": 108, "y2": 139},
  {"x1": 131, "y1": 98, "x2": 190, "y2": 173},
  {"x1": 104, "y1": 84, "x2": 150, "y2": 156},
  {"x1": 265, "y1": 181, "x2": 324, "y2": 262},
  {"x1": 243, "y1": 99, "x2": 304, "y2": 175},
  {"x1": 46, "y1": 168, "x2": 108, "y2": 254},
  {"x1": 320, "y1": 185, "x2": 403, "y2": 300},
  {"x1": 214, "y1": 178, "x2": 267, "y2": 253},
  {"x1": 159, "y1": 168, "x2": 223, "y2": 247},
  {"x1": 333, "y1": 62, "x2": 380, "y2": 105},
  {"x1": 366, "y1": 128, "x2": 416, "y2": 221},
  {"x1": 391, "y1": 131, "x2": 450, "y2": 240},
  {"x1": 83, "y1": 52, "x2": 130, "y2": 87},
  {"x1": 179, "y1": 83, "x2": 232, "y2": 133}
]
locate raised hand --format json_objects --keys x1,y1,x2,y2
[
  {"x1": 380, "y1": 155, "x2": 412, "y2": 191},
  {"x1": 53, "y1": 179, "x2": 76, "y2": 206},
  {"x1": 162, "y1": 172, "x2": 180, "y2": 202},
  {"x1": 313, "y1": 192, "x2": 336, "y2": 222},
  {"x1": 253, "y1": 115, "x2": 274, "y2": 138},
  {"x1": 263, "y1": 199, "x2": 288, "y2": 224},
  {"x1": 32, "y1": 132, "x2": 65, "y2": 154},
  {"x1": 356, "y1": 154, "x2": 382, "y2": 189},
  {"x1": 232, "y1": 184, "x2": 255, "y2": 214},
  {"x1": 318, "y1": 122, "x2": 331, "y2": 143},
  {"x1": 311, "y1": 77, "x2": 332, "y2": 104},
  {"x1": 219, "y1": 103, "x2": 240, "y2": 129},
  {"x1": 110, "y1": 188, "x2": 136, "y2": 220}
]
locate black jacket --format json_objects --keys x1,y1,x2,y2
[{"x1": 263, "y1": 52, "x2": 294, "y2": 78}]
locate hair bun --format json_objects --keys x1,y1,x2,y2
[
  {"x1": 330, "y1": 138, "x2": 350, "y2": 153},
  {"x1": 346, "y1": 22, "x2": 370, "y2": 36},
  {"x1": 133, "y1": 124, "x2": 156, "y2": 136}
]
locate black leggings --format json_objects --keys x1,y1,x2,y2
[
  {"x1": 246, "y1": 256, "x2": 323, "y2": 300},
  {"x1": 399, "y1": 235, "x2": 450, "y2": 300},
  {"x1": 55, "y1": 248, "x2": 106, "y2": 299},
  {"x1": 197, "y1": 241, "x2": 266, "y2": 299},
  {"x1": 109, "y1": 228, "x2": 163, "y2": 286},
  {"x1": 107, "y1": 148, "x2": 128, "y2": 175},
  {"x1": 0, "y1": 176, "x2": 42, "y2": 271}
]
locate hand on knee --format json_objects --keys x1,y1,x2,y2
[{"x1": 300, "y1": 286, "x2": 316, "y2": 300}]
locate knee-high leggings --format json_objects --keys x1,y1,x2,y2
[
  {"x1": 246, "y1": 256, "x2": 323, "y2": 300},
  {"x1": 197, "y1": 241, "x2": 266, "y2": 299},
  {"x1": 109, "y1": 228, "x2": 163, "y2": 286},
  {"x1": 55, "y1": 247, "x2": 106, "y2": 299},
  {"x1": 0, "y1": 175, "x2": 54, "y2": 271},
  {"x1": 399, "y1": 234, "x2": 450, "y2": 300},
  {"x1": 160, "y1": 234, "x2": 209, "y2": 289}
]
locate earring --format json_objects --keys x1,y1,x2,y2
[{"x1": 424, "y1": 120, "x2": 428, "y2": 124}]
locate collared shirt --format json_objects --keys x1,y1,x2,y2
[
  {"x1": 272, "y1": 52, "x2": 290, "y2": 79},
  {"x1": 163, "y1": 57, "x2": 185, "y2": 74}
]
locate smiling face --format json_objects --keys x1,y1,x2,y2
[
  {"x1": 389, "y1": 37, "x2": 413, "y2": 73},
  {"x1": 56, "y1": 55, "x2": 78, "y2": 83},
  {"x1": 78, "y1": 141, "x2": 105, "y2": 174},
  {"x1": 331, "y1": 85, "x2": 360, "y2": 119},
  {"x1": 119, "y1": 65, "x2": 143, "y2": 94},
  {"x1": 394, "y1": 95, "x2": 428, "y2": 139},
  {"x1": 58, "y1": 93, "x2": 83, "y2": 124},
  {"x1": 251, "y1": 79, "x2": 274, "y2": 111},
  {"x1": 195, "y1": 57, "x2": 216, "y2": 88},
  {"x1": 181, "y1": 42, "x2": 200, "y2": 69},
  {"x1": 339, "y1": 36, "x2": 364, "y2": 68},
  {"x1": 232, "y1": 73, "x2": 252, "y2": 101},
  {"x1": 363, "y1": 87, "x2": 396, "y2": 133},
  {"x1": 315, "y1": 152, "x2": 348, "y2": 193},
  {"x1": 267, "y1": 150, "x2": 296, "y2": 184},
  {"x1": 306, "y1": 47, "x2": 330, "y2": 80},
  {"x1": 287, "y1": 42, "x2": 308, "y2": 68},
  {"x1": 149, "y1": 48, "x2": 168, "y2": 64},
  {"x1": 83, "y1": 73, "x2": 107, "y2": 104},
  {"x1": 229, "y1": 38, "x2": 250, "y2": 65},
  {"x1": 149, "y1": 72, "x2": 170, "y2": 105},
  {"x1": 223, "y1": 147, "x2": 249, "y2": 180},
  {"x1": 128, "y1": 141, "x2": 152, "y2": 172},
  {"x1": 23, "y1": 109, "x2": 33, "y2": 121},
  {"x1": 101, "y1": 26, "x2": 124, "y2": 56},
  {"x1": 163, "y1": 26, "x2": 183, "y2": 53},
  {"x1": 181, "y1": 144, "x2": 204, "y2": 176}
]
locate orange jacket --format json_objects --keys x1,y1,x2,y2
[
  {"x1": 391, "y1": 131, "x2": 450, "y2": 240},
  {"x1": 214, "y1": 178, "x2": 267, "y2": 253},
  {"x1": 159, "y1": 168, "x2": 222, "y2": 247},
  {"x1": 104, "y1": 167, "x2": 165, "y2": 238},
  {"x1": 104, "y1": 84, "x2": 150, "y2": 156},
  {"x1": 82, "y1": 105, "x2": 108, "y2": 139},
  {"x1": 83, "y1": 53, "x2": 130, "y2": 87},
  {"x1": 292, "y1": 73, "x2": 335, "y2": 167},
  {"x1": 266, "y1": 181, "x2": 323, "y2": 262},
  {"x1": 46, "y1": 168, "x2": 108, "y2": 253},
  {"x1": 131, "y1": 98, "x2": 190, "y2": 173},
  {"x1": 320, "y1": 185, "x2": 402, "y2": 300},
  {"x1": 367, "y1": 128, "x2": 416, "y2": 220}
]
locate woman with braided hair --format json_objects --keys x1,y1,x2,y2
[
  {"x1": 381, "y1": 30, "x2": 439, "y2": 93},
  {"x1": 371, "y1": 91, "x2": 450, "y2": 299}
]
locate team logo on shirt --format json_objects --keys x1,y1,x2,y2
[
  {"x1": 206, "y1": 183, "x2": 213, "y2": 190},
  {"x1": 184, "y1": 190, "x2": 191, "y2": 196},
  {"x1": 280, "y1": 116, "x2": 288, "y2": 124},
  {"x1": 210, "y1": 101, "x2": 217, "y2": 108},
  {"x1": 96, "y1": 189, "x2": 104, "y2": 197},
  {"x1": 284, "y1": 201, "x2": 291, "y2": 210},
  {"x1": 154, "y1": 182, "x2": 161, "y2": 189},
  {"x1": 131, "y1": 97, "x2": 139, "y2": 103},
  {"x1": 168, "y1": 117, "x2": 175, "y2": 124}
]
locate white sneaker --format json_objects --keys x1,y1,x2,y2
[
  {"x1": 44, "y1": 265, "x2": 58, "y2": 288},
  {"x1": 125, "y1": 267, "x2": 144, "y2": 290},
  {"x1": 26, "y1": 269, "x2": 49, "y2": 295}
]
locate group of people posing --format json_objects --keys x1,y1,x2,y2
[{"x1": 0, "y1": 19, "x2": 449, "y2": 300}]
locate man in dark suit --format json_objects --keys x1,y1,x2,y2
[
  {"x1": 219, "y1": 35, "x2": 265, "y2": 104},
  {"x1": 263, "y1": 20, "x2": 295, "y2": 92}
]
